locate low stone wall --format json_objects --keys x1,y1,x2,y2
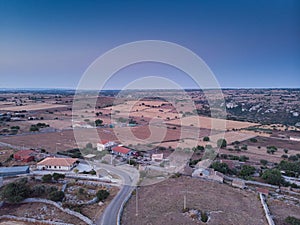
[
  {"x1": 0, "y1": 215, "x2": 74, "y2": 225},
  {"x1": 21, "y1": 198, "x2": 94, "y2": 225},
  {"x1": 259, "y1": 193, "x2": 275, "y2": 225}
]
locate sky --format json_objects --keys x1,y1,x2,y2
[{"x1": 0, "y1": 0, "x2": 299, "y2": 89}]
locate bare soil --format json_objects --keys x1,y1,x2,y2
[{"x1": 122, "y1": 176, "x2": 267, "y2": 225}]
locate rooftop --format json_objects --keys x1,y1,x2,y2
[
  {"x1": 0, "y1": 166, "x2": 30, "y2": 173},
  {"x1": 14, "y1": 149, "x2": 36, "y2": 157},
  {"x1": 112, "y1": 146, "x2": 130, "y2": 154},
  {"x1": 37, "y1": 157, "x2": 78, "y2": 167}
]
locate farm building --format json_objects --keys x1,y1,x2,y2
[
  {"x1": 192, "y1": 167, "x2": 224, "y2": 183},
  {"x1": 111, "y1": 146, "x2": 131, "y2": 158},
  {"x1": 37, "y1": 157, "x2": 78, "y2": 171},
  {"x1": 0, "y1": 166, "x2": 30, "y2": 177},
  {"x1": 14, "y1": 149, "x2": 36, "y2": 162},
  {"x1": 97, "y1": 140, "x2": 116, "y2": 151}
]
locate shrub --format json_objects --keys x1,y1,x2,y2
[
  {"x1": 211, "y1": 162, "x2": 230, "y2": 174},
  {"x1": 52, "y1": 173, "x2": 65, "y2": 181},
  {"x1": 249, "y1": 138, "x2": 257, "y2": 143},
  {"x1": 203, "y1": 136, "x2": 210, "y2": 142},
  {"x1": 49, "y1": 190, "x2": 65, "y2": 202},
  {"x1": 285, "y1": 216, "x2": 300, "y2": 225},
  {"x1": 260, "y1": 159, "x2": 268, "y2": 166},
  {"x1": 0, "y1": 179, "x2": 30, "y2": 203},
  {"x1": 240, "y1": 165, "x2": 255, "y2": 178},
  {"x1": 42, "y1": 174, "x2": 53, "y2": 183},
  {"x1": 217, "y1": 139, "x2": 227, "y2": 148},
  {"x1": 262, "y1": 169, "x2": 284, "y2": 185},
  {"x1": 96, "y1": 190, "x2": 110, "y2": 202},
  {"x1": 201, "y1": 211, "x2": 208, "y2": 222}
]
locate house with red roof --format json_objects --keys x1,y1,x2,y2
[
  {"x1": 111, "y1": 146, "x2": 131, "y2": 158},
  {"x1": 14, "y1": 150, "x2": 36, "y2": 162},
  {"x1": 37, "y1": 157, "x2": 78, "y2": 171}
]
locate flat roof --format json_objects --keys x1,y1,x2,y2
[{"x1": 0, "y1": 166, "x2": 29, "y2": 173}]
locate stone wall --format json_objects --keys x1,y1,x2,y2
[{"x1": 21, "y1": 198, "x2": 94, "y2": 225}]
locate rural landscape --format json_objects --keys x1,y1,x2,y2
[
  {"x1": 1, "y1": 0, "x2": 299, "y2": 225},
  {"x1": 0, "y1": 88, "x2": 299, "y2": 225}
]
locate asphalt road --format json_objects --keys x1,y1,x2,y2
[{"x1": 93, "y1": 163, "x2": 137, "y2": 225}]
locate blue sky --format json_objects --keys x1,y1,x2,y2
[{"x1": 0, "y1": 0, "x2": 299, "y2": 89}]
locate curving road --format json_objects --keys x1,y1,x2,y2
[{"x1": 93, "y1": 163, "x2": 138, "y2": 225}]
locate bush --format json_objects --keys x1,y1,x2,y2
[
  {"x1": 96, "y1": 189, "x2": 110, "y2": 202},
  {"x1": 285, "y1": 216, "x2": 300, "y2": 225},
  {"x1": 42, "y1": 174, "x2": 53, "y2": 183},
  {"x1": 201, "y1": 211, "x2": 208, "y2": 222},
  {"x1": 288, "y1": 155, "x2": 298, "y2": 162},
  {"x1": 32, "y1": 185, "x2": 46, "y2": 197},
  {"x1": 249, "y1": 138, "x2": 257, "y2": 143},
  {"x1": 52, "y1": 173, "x2": 65, "y2": 181},
  {"x1": 211, "y1": 162, "x2": 230, "y2": 174},
  {"x1": 203, "y1": 136, "x2": 210, "y2": 142},
  {"x1": 0, "y1": 179, "x2": 30, "y2": 203},
  {"x1": 85, "y1": 143, "x2": 93, "y2": 149},
  {"x1": 262, "y1": 169, "x2": 284, "y2": 185},
  {"x1": 49, "y1": 190, "x2": 65, "y2": 202},
  {"x1": 240, "y1": 165, "x2": 256, "y2": 179},
  {"x1": 217, "y1": 139, "x2": 227, "y2": 148},
  {"x1": 260, "y1": 159, "x2": 268, "y2": 166}
]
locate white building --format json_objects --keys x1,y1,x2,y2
[
  {"x1": 97, "y1": 140, "x2": 116, "y2": 151},
  {"x1": 37, "y1": 157, "x2": 78, "y2": 171}
]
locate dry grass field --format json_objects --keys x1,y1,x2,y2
[
  {"x1": 167, "y1": 116, "x2": 258, "y2": 130},
  {"x1": 0, "y1": 103, "x2": 68, "y2": 111},
  {"x1": 122, "y1": 176, "x2": 267, "y2": 225},
  {"x1": 268, "y1": 198, "x2": 300, "y2": 225}
]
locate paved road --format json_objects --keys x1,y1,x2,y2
[{"x1": 93, "y1": 163, "x2": 138, "y2": 225}]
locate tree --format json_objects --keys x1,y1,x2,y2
[
  {"x1": 211, "y1": 162, "x2": 230, "y2": 174},
  {"x1": 260, "y1": 159, "x2": 268, "y2": 166},
  {"x1": 49, "y1": 190, "x2": 65, "y2": 202},
  {"x1": 52, "y1": 173, "x2": 65, "y2": 181},
  {"x1": 32, "y1": 185, "x2": 46, "y2": 197},
  {"x1": 86, "y1": 142, "x2": 93, "y2": 149},
  {"x1": 30, "y1": 125, "x2": 39, "y2": 132},
  {"x1": 262, "y1": 169, "x2": 284, "y2": 185},
  {"x1": 288, "y1": 155, "x2": 298, "y2": 162},
  {"x1": 95, "y1": 119, "x2": 103, "y2": 127},
  {"x1": 96, "y1": 189, "x2": 110, "y2": 202},
  {"x1": 0, "y1": 179, "x2": 30, "y2": 203},
  {"x1": 203, "y1": 136, "x2": 210, "y2": 142},
  {"x1": 42, "y1": 174, "x2": 53, "y2": 183},
  {"x1": 217, "y1": 139, "x2": 227, "y2": 148},
  {"x1": 240, "y1": 165, "x2": 256, "y2": 179},
  {"x1": 284, "y1": 149, "x2": 289, "y2": 154}
]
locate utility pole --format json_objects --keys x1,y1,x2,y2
[
  {"x1": 135, "y1": 186, "x2": 139, "y2": 216},
  {"x1": 180, "y1": 185, "x2": 195, "y2": 210}
]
